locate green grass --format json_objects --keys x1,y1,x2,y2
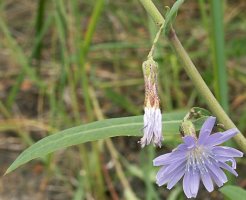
[{"x1": 209, "y1": 0, "x2": 229, "y2": 112}]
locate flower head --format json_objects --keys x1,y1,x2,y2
[
  {"x1": 153, "y1": 116, "x2": 243, "y2": 198},
  {"x1": 140, "y1": 59, "x2": 163, "y2": 148}
]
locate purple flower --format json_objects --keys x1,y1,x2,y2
[{"x1": 153, "y1": 116, "x2": 243, "y2": 198}]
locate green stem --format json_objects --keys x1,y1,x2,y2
[
  {"x1": 138, "y1": 0, "x2": 246, "y2": 152},
  {"x1": 139, "y1": 0, "x2": 164, "y2": 26},
  {"x1": 147, "y1": 23, "x2": 164, "y2": 59}
]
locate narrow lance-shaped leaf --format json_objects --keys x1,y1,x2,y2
[{"x1": 6, "y1": 111, "x2": 207, "y2": 174}]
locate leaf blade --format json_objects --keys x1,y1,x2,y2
[
  {"x1": 5, "y1": 111, "x2": 205, "y2": 174},
  {"x1": 219, "y1": 185, "x2": 246, "y2": 200}
]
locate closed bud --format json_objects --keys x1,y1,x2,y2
[{"x1": 140, "y1": 58, "x2": 163, "y2": 148}]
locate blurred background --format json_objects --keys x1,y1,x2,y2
[{"x1": 0, "y1": 0, "x2": 245, "y2": 199}]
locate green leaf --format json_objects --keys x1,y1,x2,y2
[
  {"x1": 164, "y1": 0, "x2": 185, "y2": 34},
  {"x1": 219, "y1": 185, "x2": 246, "y2": 200},
  {"x1": 5, "y1": 111, "x2": 206, "y2": 174}
]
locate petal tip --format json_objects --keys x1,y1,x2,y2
[{"x1": 153, "y1": 160, "x2": 158, "y2": 166}]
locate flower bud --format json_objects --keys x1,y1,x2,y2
[
  {"x1": 179, "y1": 120, "x2": 196, "y2": 138},
  {"x1": 140, "y1": 58, "x2": 163, "y2": 147}
]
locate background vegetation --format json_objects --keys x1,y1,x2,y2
[{"x1": 0, "y1": 0, "x2": 245, "y2": 199}]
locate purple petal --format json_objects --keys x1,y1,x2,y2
[
  {"x1": 219, "y1": 162, "x2": 238, "y2": 176},
  {"x1": 215, "y1": 156, "x2": 237, "y2": 169},
  {"x1": 205, "y1": 160, "x2": 227, "y2": 185},
  {"x1": 164, "y1": 159, "x2": 186, "y2": 175},
  {"x1": 201, "y1": 171, "x2": 214, "y2": 192},
  {"x1": 156, "y1": 167, "x2": 169, "y2": 186},
  {"x1": 208, "y1": 168, "x2": 224, "y2": 187},
  {"x1": 156, "y1": 168, "x2": 171, "y2": 186},
  {"x1": 190, "y1": 170, "x2": 200, "y2": 197},
  {"x1": 153, "y1": 150, "x2": 186, "y2": 166},
  {"x1": 205, "y1": 128, "x2": 239, "y2": 146},
  {"x1": 183, "y1": 172, "x2": 192, "y2": 198},
  {"x1": 204, "y1": 132, "x2": 222, "y2": 146},
  {"x1": 167, "y1": 166, "x2": 185, "y2": 189},
  {"x1": 212, "y1": 146, "x2": 243, "y2": 158},
  {"x1": 153, "y1": 153, "x2": 171, "y2": 166},
  {"x1": 176, "y1": 143, "x2": 188, "y2": 151},
  {"x1": 198, "y1": 117, "x2": 216, "y2": 144},
  {"x1": 156, "y1": 159, "x2": 186, "y2": 186},
  {"x1": 183, "y1": 136, "x2": 196, "y2": 149}
]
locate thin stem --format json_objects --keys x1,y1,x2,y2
[
  {"x1": 138, "y1": 0, "x2": 246, "y2": 152},
  {"x1": 147, "y1": 23, "x2": 164, "y2": 59}
]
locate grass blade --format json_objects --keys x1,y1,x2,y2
[
  {"x1": 210, "y1": 0, "x2": 229, "y2": 112},
  {"x1": 33, "y1": 0, "x2": 47, "y2": 60},
  {"x1": 78, "y1": 0, "x2": 105, "y2": 121}
]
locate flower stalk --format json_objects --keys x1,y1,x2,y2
[{"x1": 138, "y1": 0, "x2": 246, "y2": 153}]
